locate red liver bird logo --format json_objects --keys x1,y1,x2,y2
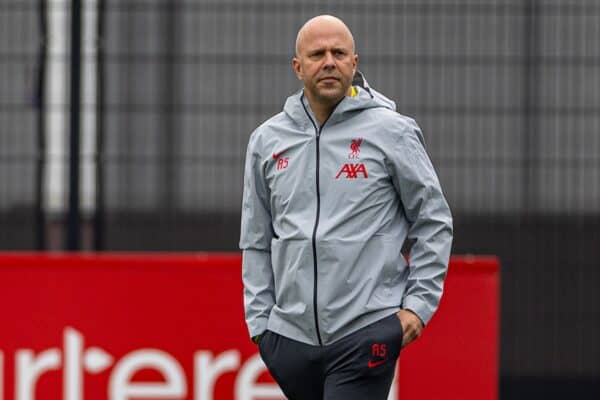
[{"x1": 349, "y1": 138, "x2": 363, "y2": 159}]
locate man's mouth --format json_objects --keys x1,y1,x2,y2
[{"x1": 319, "y1": 77, "x2": 340, "y2": 83}]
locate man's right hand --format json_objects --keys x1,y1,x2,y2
[{"x1": 252, "y1": 334, "x2": 262, "y2": 345}]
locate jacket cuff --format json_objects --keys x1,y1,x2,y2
[
  {"x1": 402, "y1": 295, "x2": 434, "y2": 326},
  {"x1": 248, "y1": 316, "x2": 269, "y2": 339}
]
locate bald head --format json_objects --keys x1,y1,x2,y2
[
  {"x1": 295, "y1": 15, "x2": 355, "y2": 57},
  {"x1": 291, "y1": 14, "x2": 358, "y2": 121}
]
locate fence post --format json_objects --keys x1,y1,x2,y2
[{"x1": 68, "y1": 0, "x2": 83, "y2": 250}]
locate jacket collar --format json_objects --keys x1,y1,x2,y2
[{"x1": 283, "y1": 72, "x2": 396, "y2": 129}]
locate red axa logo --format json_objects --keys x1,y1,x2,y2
[
  {"x1": 335, "y1": 163, "x2": 368, "y2": 179},
  {"x1": 348, "y1": 138, "x2": 363, "y2": 159}
]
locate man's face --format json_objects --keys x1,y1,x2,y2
[{"x1": 293, "y1": 21, "x2": 358, "y2": 106}]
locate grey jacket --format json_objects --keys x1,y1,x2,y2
[{"x1": 240, "y1": 78, "x2": 453, "y2": 346}]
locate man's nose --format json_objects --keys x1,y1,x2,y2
[{"x1": 323, "y1": 51, "x2": 336, "y2": 68}]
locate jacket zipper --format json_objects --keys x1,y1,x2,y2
[{"x1": 300, "y1": 94, "x2": 337, "y2": 346}]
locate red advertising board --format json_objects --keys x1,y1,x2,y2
[{"x1": 0, "y1": 253, "x2": 498, "y2": 400}]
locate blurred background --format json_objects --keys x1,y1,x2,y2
[{"x1": 1, "y1": 0, "x2": 599, "y2": 398}]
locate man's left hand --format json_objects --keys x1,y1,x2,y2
[{"x1": 396, "y1": 309, "x2": 424, "y2": 348}]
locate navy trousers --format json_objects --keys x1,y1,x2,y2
[{"x1": 258, "y1": 313, "x2": 403, "y2": 400}]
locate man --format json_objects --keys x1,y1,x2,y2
[{"x1": 240, "y1": 15, "x2": 452, "y2": 399}]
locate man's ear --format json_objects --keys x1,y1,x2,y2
[
  {"x1": 292, "y1": 57, "x2": 303, "y2": 80},
  {"x1": 352, "y1": 54, "x2": 359, "y2": 76}
]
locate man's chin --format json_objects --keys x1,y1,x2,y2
[{"x1": 315, "y1": 89, "x2": 346, "y2": 104}]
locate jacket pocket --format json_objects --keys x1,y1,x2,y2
[
  {"x1": 365, "y1": 237, "x2": 407, "y2": 307},
  {"x1": 270, "y1": 238, "x2": 311, "y2": 315}
]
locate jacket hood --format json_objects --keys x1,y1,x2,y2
[{"x1": 283, "y1": 70, "x2": 397, "y2": 128}]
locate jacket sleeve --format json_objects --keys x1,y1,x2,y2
[
  {"x1": 239, "y1": 131, "x2": 275, "y2": 338},
  {"x1": 388, "y1": 118, "x2": 453, "y2": 326}
]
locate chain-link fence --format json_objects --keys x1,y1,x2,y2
[{"x1": 0, "y1": 0, "x2": 43, "y2": 249}]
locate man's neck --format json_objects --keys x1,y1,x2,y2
[{"x1": 304, "y1": 91, "x2": 342, "y2": 126}]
